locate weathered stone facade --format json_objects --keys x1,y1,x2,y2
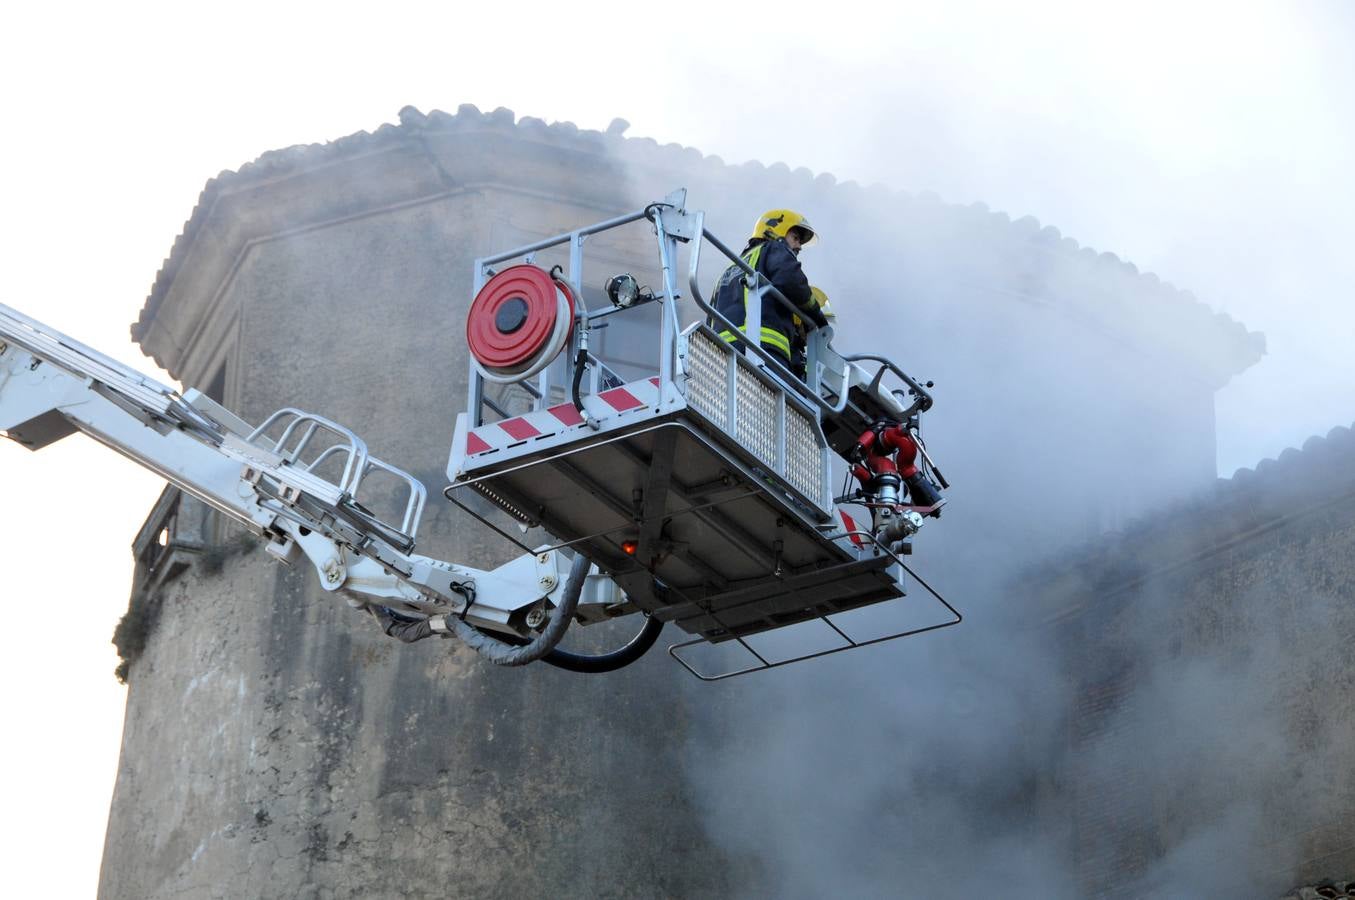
[
  {"x1": 103, "y1": 106, "x2": 1265, "y2": 897},
  {"x1": 1033, "y1": 424, "x2": 1355, "y2": 897}
]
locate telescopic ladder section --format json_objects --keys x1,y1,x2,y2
[{"x1": 0, "y1": 303, "x2": 588, "y2": 637}]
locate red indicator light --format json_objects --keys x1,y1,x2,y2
[{"x1": 621, "y1": 540, "x2": 638, "y2": 555}]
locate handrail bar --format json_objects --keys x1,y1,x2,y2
[
  {"x1": 840, "y1": 352, "x2": 934, "y2": 414},
  {"x1": 475, "y1": 209, "x2": 650, "y2": 269},
  {"x1": 247, "y1": 408, "x2": 370, "y2": 497},
  {"x1": 307, "y1": 444, "x2": 428, "y2": 539},
  {"x1": 360, "y1": 456, "x2": 428, "y2": 538}
]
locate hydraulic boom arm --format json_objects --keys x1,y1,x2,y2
[{"x1": 0, "y1": 303, "x2": 612, "y2": 651}]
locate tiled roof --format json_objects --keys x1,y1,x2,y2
[
  {"x1": 133, "y1": 104, "x2": 1264, "y2": 376},
  {"x1": 1281, "y1": 881, "x2": 1355, "y2": 899},
  {"x1": 1227, "y1": 422, "x2": 1355, "y2": 482},
  {"x1": 1029, "y1": 420, "x2": 1355, "y2": 617}
]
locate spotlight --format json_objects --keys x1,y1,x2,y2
[{"x1": 604, "y1": 273, "x2": 643, "y2": 309}]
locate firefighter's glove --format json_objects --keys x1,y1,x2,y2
[{"x1": 802, "y1": 303, "x2": 829, "y2": 329}]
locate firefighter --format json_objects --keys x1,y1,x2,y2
[{"x1": 714, "y1": 209, "x2": 828, "y2": 379}]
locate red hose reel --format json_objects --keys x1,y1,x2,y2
[{"x1": 467, "y1": 265, "x2": 576, "y2": 383}]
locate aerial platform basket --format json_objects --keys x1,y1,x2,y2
[
  {"x1": 446, "y1": 191, "x2": 960, "y2": 675},
  {"x1": 0, "y1": 193, "x2": 953, "y2": 681}
]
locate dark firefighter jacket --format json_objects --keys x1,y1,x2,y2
[{"x1": 714, "y1": 238, "x2": 826, "y2": 361}]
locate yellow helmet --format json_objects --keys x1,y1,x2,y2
[
  {"x1": 810, "y1": 286, "x2": 835, "y2": 319},
  {"x1": 752, "y1": 208, "x2": 818, "y2": 244}
]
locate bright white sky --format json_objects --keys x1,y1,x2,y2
[{"x1": 1, "y1": 1, "x2": 1351, "y2": 894}]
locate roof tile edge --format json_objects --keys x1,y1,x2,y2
[{"x1": 132, "y1": 104, "x2": 1265, "y2": 377}]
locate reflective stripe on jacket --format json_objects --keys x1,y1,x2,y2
[{"x1": 713, "y1": 239, "x2": 816, "y2": 361}]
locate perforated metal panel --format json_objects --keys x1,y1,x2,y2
[
  {"x1": 785, "y1": 403, "x2": 821, "y2": 503},
  {"x1": 682, "y1": 328, "x2": 826, "y2": 510},
  {"x1": 735, "y1": 368, "x2": 779, "y2": 467},
  {"x1": 685, "y1": 329, "x2": 729, "y2": 429}
]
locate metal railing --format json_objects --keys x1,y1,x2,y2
[
  {"x1": 247, "y1": 408, "x2": 426, "y2": 542},
  {"x1": 682, "y1": 212, "x2": 934, "y2": 420},
  {"x1": 462, "y1": 191, "x2": 934, "y2": 455},
  {"x1": 667, "y1": 529, "x2": 962, "y2": 681}
]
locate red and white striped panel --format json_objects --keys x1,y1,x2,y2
[
  {"x1": 465, "y1": 377, "x2": 662, "y2": 457},
  {"x1": 837, "y1": 508, "x2": 866, "y2": 547}
]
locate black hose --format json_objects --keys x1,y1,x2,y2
[
  {"x1": 539, "y1": 615, "x2": 664, "y2": 673},
  {"x1": 441, "y1": 554, "x2": 588, "y2": 666},
  {"x1": 571, "y1": 346, "x2": 589, "y2": 419},
  {"x1": 473, "y1": 609, "x2": 665, "y2": 673}
]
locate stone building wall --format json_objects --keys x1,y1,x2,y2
[
  {"x1": 102, "y1": 106, "x2": 1262, "y2": 897},
  {"x1": 1033, "y1": 424, "x2": 1355, "y2": 897}
]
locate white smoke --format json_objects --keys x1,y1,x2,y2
[{"x1": 657, "y1": 3, "x2": 1355, "y2": 896}]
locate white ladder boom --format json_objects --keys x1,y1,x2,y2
[{"x1": 0, "y1": 303, "x2": 584, "y2": 635}]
